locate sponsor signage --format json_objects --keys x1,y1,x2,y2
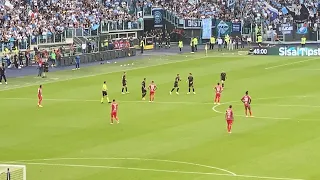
[
  {"x1": 279, "y1": 47, "x2": 320, "y2": 56},
  {"x1": 184, "y1": 19, "x2": 202, "y2": 28}
]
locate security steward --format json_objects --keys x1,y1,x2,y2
[
  {"x1": 190, "y1": 38, "x2": 195, "y2": 53},
  {"x1": 301, "y1": 36, "x2": 306, "y2": 48},
  {"x1": 257, "y1": 34, "x2": 263, "y2": 47},
  {"x1": 210, "y1": 36, "x2": 215, "y2": 49},
  {"x1": 193, "y1": 37, "x2": 198, "y2": 51},
  {"x1": 140, "y1": 38, "x2": 144, "y2": 54},
  {"x1": 178, "y1": 40, "x2": 183, "y2": 52}
]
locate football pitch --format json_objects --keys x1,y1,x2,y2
[{"x1": 1, "y1": 52, "x2": 320, "y2": 180}]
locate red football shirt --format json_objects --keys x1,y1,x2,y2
[
  {"x1": 226, "y1": 108, "x2": 233, "y2": 120},
  {"x1": 215, "y1": 85, "x2": 223, "y2": 94},
  {"x1": 149, "y1": 84, "x2": 157, "y2": 92},
  {"x1": 242, "y1": 95, "x2": 251, "y2": 105},
  {"x1": 111, "y1": 103, "x2": 118, "y2": 113},
  {"x1": 38, "y1": 88, "x2": 42, "y2": 96}
]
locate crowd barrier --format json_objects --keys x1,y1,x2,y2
[{"x1": 60, "y1": 48, "x2": 136, "y2": 66}]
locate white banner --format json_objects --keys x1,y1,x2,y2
[
  {"x1": 279, "y1": 24, "x2": 293, "y2": 34},
  {"x1": 202, "y1": 18, "x2": 212, "y2": 39}
]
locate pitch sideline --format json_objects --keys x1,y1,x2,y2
[{"x1": 0, "y1": 55, "x2": 228, "y2": 92}]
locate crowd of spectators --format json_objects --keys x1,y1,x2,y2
[
  {"x1": 162, "y1": 0, "x2": 320, "y2": 26},
  {"x1": 0, "y1": 0, "x2": 144, "y2": 49},
  {"x1": 162, "y1": 0, "x2": 244, "y2": 22},
  {"x1": 1, "y1": 0, "x2": 320, "y2": 50}
]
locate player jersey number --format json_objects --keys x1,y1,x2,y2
[{"x1": 243, "y1": 97, "x2": 249, "y2": 103}]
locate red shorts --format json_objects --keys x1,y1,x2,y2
[
  {"x1": 227, "y1": 120, "x2": 233, "y2": 125},
  {"x1": 38, "y1": 95, "x2": 42, "y2": 100},
  {"x1": 216, "y1": 93, "x2": 221, "y2": 98},
  {"x1": 150, "y1": 91, "x2": 155, "y2": 95},
  {"x1": 244, "y1": 104, "x2": 250, "y2": 108},
  {"x1": 111, "y1": 112, "x2": 117, "y2": 118}
]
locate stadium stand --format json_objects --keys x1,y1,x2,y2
[
  {"x1": 0, "y1": 0, "x2": 143, "y2": 50},
  {"x1": 1, "y1": 0, "x2": 320, "y2": 68}
]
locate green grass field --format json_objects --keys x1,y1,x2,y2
[{"x1": 1, "y1": 51, "x2": 320, "y2": 180}]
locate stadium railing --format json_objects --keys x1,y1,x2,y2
[{"x1": 100, "y1": 20, "x2": 144, "y2": 33}]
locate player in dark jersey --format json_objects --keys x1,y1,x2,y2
[
  {"x1": 220, "y1": 71, "x2": 227, "y2": 88},
  {"x1": 170, "y1": 74, "x2": 181, "y2": 95},
  {"x1": 187, "y1": 73, "x2": 195, "y2": 94},
  {"x1": 121, "y1": 72, "x2": 129, "y2": 94},
  {"x1": 141, "y1": 78, "x2": 147, "y2": 100}
]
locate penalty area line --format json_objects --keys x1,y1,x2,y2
[
  {"x1": 10, "y1": 157, "x2": 236, "y2": 176},
  {"x1": 1, "y1": 161, "x2": 305, "y2": 180}
]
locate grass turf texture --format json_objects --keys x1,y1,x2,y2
[{"x1": 0, "y1": 52, "x2": 320, "y2": 180}]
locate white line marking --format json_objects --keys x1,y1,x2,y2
[
  {"x1": 11, "y1": 157, "x2": 236, "y2": 175},
  {"x1": 212, "y1": 96, "x2": 309, "y2": 120},
  {"x1": 0, "y1": 55, "x2": 216, "y2": 92},
  {"x1": 291, "y1": 68, "x2": 320, "y2": 71},
  {"x1": 265, "y1": 58, "x2": 319, "y2": 70},
  {"x1": 1, "y1": 96, "x2": 316, "y2": 120},
  {"x1": 0, "y1": 96, "x2": 320, "y2": 108},
  {"x1": 0, "y1": 95, "x2": 313, "y2": 107},
  {"x1": 1, "y1": 161, "x2": 305, "y2": 180},
  {"x1": 0, "y1": 97, "x2": 214, "y2": 105},
  {"x1": 1, "y1": 96, "x2": 318, "y2": 108}
]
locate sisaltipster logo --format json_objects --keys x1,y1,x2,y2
[{"x1": 279, "y1": 47, "x2": 320, "y2": 56}]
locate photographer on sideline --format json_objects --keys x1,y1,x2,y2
[
  {"x1": 0, "y1": 63, "x2": 7, "y2": 84},
  {"x1": 38, "y1": 57, "x2": 43, "y2": 77}
]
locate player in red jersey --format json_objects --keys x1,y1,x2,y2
[
  {"x1": 241, "y1": 91, "x2": 253, "y2": 117},
  {"x1": 225, "y1": 105, "x2": 234, "y2": 133},
  {"x1": 37, "y1": 85, "x2": 43, "y2": 107},
  {"x1": 214, "y1": 83, "x2": 223, "y2": 104},
  {"x1": 110, "y1": 99, "x2": 119, "y2": 124},
  {"x1": 149, "y1": 81, "x2": 157, "y2": 102}
]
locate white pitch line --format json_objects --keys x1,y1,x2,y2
[
  {"x1": 265, "y1": 58, "x2": 320, "y2": 70},
  {"x1": 0, "y1": 55, "x2": 223, "y2": 92},
  {"x1": 0, "y1": 95, "x2": 317, "y2": 108},
  {"x1": 0, "y1": 97, "x2": 214, "y2": 105},
  {"x1": 211, "y1": 96, "x2": 312, "y2": 120},
  {"x1": 11, "y1": 157, "x2": 236, "y2": 176},
  {"x1": 1, "y1": 161, "x2": 305, "y2": 180},
  {"x1": 291, "y1": 68, "x2": 320, "y2": 71}
]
